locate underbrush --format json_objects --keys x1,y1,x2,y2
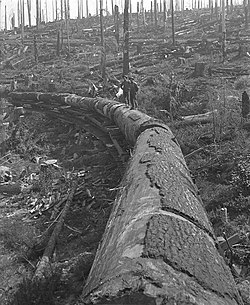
[{"x1": 9, "y1": 276, "x2": 59, "y2": 305}]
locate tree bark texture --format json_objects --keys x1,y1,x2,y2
[
  {"x1": 9, "y1": 92, "x2": 243, "y2": 305},
  {"x1": 79, "y1": 127, "x2": 242, "y2": 305}
]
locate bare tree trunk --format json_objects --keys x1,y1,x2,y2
[
  {"x1": 154, "y1": 0, "x2": 158, "y2": 26},
  {"x1": 39, "y1": 0, "x2": 42, "y2": 25},
  {"x1": 55, "y1": 0, "x2": 58, "y2": 20},
  {"x1": 86, "y1": 0, "x2": 89, "y2": 18},
  {"x1": 64, "y1": 0, "x2": 70, "y2": 56},
  {"x1": 111, "y1": 0, "x2": 114, "y2": 15},
  {"x1": 221, "y1": 0, "x2": 226, "y2": 61},
  {"x1": 21, "y1": 0, "x2": 24, "y2": 41},
  {"x1": 67, "y1": 0, "x2": 70, "y2": 19},
  {"x1": 100, "y1": 0, "x2": 106, "y2": 82},
  {"x1": 123, "y1": 0, "x2": 129, "y2": 76},
  {"x1": 61, "y1": 0, "x2": 63, "y2": 19},
  {"x1": 0, "y1": 0, "x2": 2, "y2": 31},
  {"x1": 27, "y1": 0, "x2": 31, "y2": 27},
  {"x1": 215, "y1": 0, "x2": 218, "y2": 18},
  {"x1": 78, "y1": 0, "x2": 80, "y2": 19},
  {"x1": 17, "y1": 0, "x2": 20, "y2": 29},
  {"x1": 137, "y1": 2, "x2": 140, "y2": 30},
  {"x1": 141, "y1": 0, "x2": 145, "y2": 27},
  {"x1": 150, "y1": 1, "x2": 153, "y2": 23},
  {"x1": 36, "y1": 0, "x2": 40, "y2": 29},
  {"x1": 171, "y1": 0, "x2": 175, "y2": 45},
  {"x1": 96, "y1": 0, "x2": 98, "y2": 15},
  {"x1": 4, "y1": 5, "x2": 7, "y2": 31},
  {"x1": 163, "y1": 0, "x2": 166, "y2": 29},
  {"x1": 46, "y1": 0, "x2": 49, "y2": 23},
  {"x1": 22, "y1": 0, "x2": 25, "y2": 27},
  {"x1": 81, "y1": 0, "x2": 84, "y2": 18},
  {"x1": 114, "y1": 4, "x2": 119, "y2": 46}
]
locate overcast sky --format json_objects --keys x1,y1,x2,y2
[
  {"x1": 0, "y1": 0, "x2": 190, "y2": 29},
  {"x1": 0, "y1": 0, "x2": 244, "y2": 29}
]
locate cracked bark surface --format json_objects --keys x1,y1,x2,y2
[
  {"x1": 80, "y1": 127, "x2": 242, "y2": 305},
  {"x1": 8, "y1": 93, "x2": 243, "y2": 305}
]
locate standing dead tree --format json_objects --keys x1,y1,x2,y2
[
  {"x1": 27, "y1": 0, "x2": 31, "y2": 27},
  {"x1": 86, "y1": 0, "x2": 89, "y2": 18},
  {"x1": 114, "y1": 5, "x2": 120, "y2": 47},
  {"x1": 123, "y1": 0, "x2": 130, "y2": 76},
  {"x1": 36, "y1": 0, "x2": 40, "y2": 29},
  {"x1": 61, "y1": 0, "x2": 63, "y2": 19},
  {"x1": 4, "y1": 5, "x2": 7, "y2": 31},
  {"x1": 64, "y1": 0, "x2": 70, "y2": 56},
  {"x1": 171, "y1": 0, "x2": 175, "y2": 45},
  {"x1": 100, "y1": 0, "x2": 106, "y2": 82},
  {"x1": 154, "y1": 0, "x2": 158, "y2": 26}
]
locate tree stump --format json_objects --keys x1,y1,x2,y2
[{"x1": 194, "y1": 62, "x2": 206, "y2": 77}]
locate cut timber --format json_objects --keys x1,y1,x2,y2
[
  {"x1": 194, "y1": 62, "x2": 206, "y2": 77},
  {"x1": 79, "y1": 126, "x2": 242, "y2": 305},
  {"x1": 178, "y1": 110, "x2": 218, "y2": 126},
  {"x1": 33, "y1": 181, "x2": 77, "y2": 280},
  {"x1": 9, "y1": 92, "x2": 242, "y2": 304}
]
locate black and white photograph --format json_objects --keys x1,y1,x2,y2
[{"x1": 0, "y1": 0, "x2": 249, "y2": 304}]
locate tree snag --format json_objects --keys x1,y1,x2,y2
[{"x1": 123, "y1": 0, "x2": 130, "y2": 76}]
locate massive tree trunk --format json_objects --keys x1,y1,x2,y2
[
  {"x1": 8, "y1": 92, "x2": 243, "y2": 305},
  {"x1": 78, "y1": 128, "x2": 242, "y2": 304}
]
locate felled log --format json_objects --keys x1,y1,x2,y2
[
  {"x1": 79, "y1": 125, "x2": 242, "y2": 305},
  {"x1": 9, "y1": 92, "x2": 243, "y2": 304},
  {"x1": 177, "y1": 110, "x2": 218, "y2": 126},
  {"x1": 34, "y1": 181, "x2": 77, "y2": 280}
]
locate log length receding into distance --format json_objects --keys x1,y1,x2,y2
[{"x1": 9, "y1": 93, "x2": 243, "y2": 305}]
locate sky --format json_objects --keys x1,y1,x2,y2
[
  {"x1": 0, "y1": 0, "x2": 245, "y2": 29},
  {"x1": 0, "y1": 0, "x2": 186, "y2": 29}
]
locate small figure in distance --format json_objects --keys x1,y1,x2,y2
[
  {"x1": 241, "y1": 90, "x2": 250, "y2": 122},
  {"x1": 129, "y1": 77, "x2": 139, "y2": 110},
  {"x1": 120, "y1": 75, "x2": 130, "y2": 106}
]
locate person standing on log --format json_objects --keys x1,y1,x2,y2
[
  {"x1": 129, "y1": 77, "x2": 139, "y2": 110},
  {"x1": 242, "y1": 90, "x2": 250, "y2": 121},
  {"x1": 120, "y1": 75, "x2": 130, "y2": 105}
]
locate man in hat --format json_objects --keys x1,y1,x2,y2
[
  {"x1": 120, "y1": 75, "x2": 130, "y2": 105},
  {"x1": 129, "y1": 77, "x2": 139, "y2": 109}
]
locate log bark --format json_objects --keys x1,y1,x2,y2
[
  {"x1": 8, "y1": 92, "x2": 243, "y2": 304},
  {"x1": 79, "y1": 125, "x2": 242, "y2": 305}
]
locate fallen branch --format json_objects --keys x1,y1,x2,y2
[{"x1": 33, "y1": 180, "x2": 78, "y2": 281}]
